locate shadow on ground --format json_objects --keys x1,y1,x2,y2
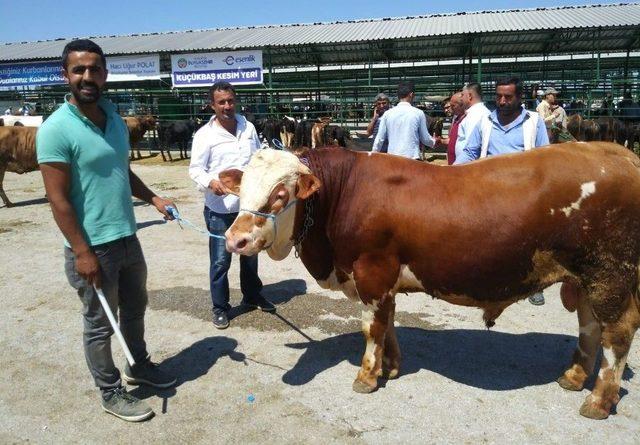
[
  {"x1": 283, "y1": 328, "x2": 584, "y2": 391},
  {"x1": 130, "y1": 336, "x2": 244, "y2": 404},
  {"x1": 137, "y1": 219, "x2": 167, "y2": 230},
  {"x1": 3, "y1": 197, "x2": 48, "y2": 208}
]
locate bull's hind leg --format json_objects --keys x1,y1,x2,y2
[
  {"x1": 382, "y1": 298, "x2": 401, "y2": 379},
  {"x1": 558, "y1": 288, "x2": 601, "y2": 391},
  {"x1": 353, "y1": 295, "x2": 394, "y2": 393},
  {"x1": 0, "y1": 167, "x2": 13, "y2": 207},
  {"x1": 581, "y1": 293, "x2": 640, "y2": 419}
]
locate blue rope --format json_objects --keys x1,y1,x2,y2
[
  {"x1": 272, "y1": 139, "x2": 285, "y2": 150},
  {"x1": 166, "y1": 199, "x2": 297, "y2": 245},
  {"x1": 165, "y1": 206, "x2": 227, "y2": 240}
]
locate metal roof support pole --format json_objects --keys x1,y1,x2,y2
[
  {"x1": 461, "y1": 53, "x2": 466, "y2": 84},
  {"x1": 267, "y1": 48, "x2": 273, "y2": 115},
  {"x1": 476, "y1": 37, "x2": 483, "y2": 83},
  {"x1": 367, "y1": 48, "x2": 372, "y2": 87},
  {"x1": 387, "y1": 59, "x2": 391, "y2": 90},
  {"x1": 316, "y1": 64, "x2": 320, "y2": 102},
  {"x1": 624, "y1": 49, "x2": 630, "y2": 96},
  {"x1": 596, "y1": 29, "x2": 601, "y2": 89},
  {"x1": 469, "y1": 43, "x2": 473, "y2": 84}
]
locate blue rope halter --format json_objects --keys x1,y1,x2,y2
[
  {"x1": 164, "y1": 206, "x2": 227, "y2": 240},
  {"x1": 165, "y1": 197, "x2": 298, "y2": 248},
  {"x1": 239, "y1": 198, "x2": 298, "y2": 249}
]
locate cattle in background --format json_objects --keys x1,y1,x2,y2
[
  {"x1": 260, "y1": 118, "x2": 283, "y2": 148},
  {"x1": 158, "y1": 119, "x2": 199, "y2": 161},
  {"x1": 311, "y1": 117, "x2": 332, "y2": 148},
  {"x1": 323, "y1": 124, "x2": 351, "y2": 147},
  {"x1": 0, "y1": 126, "x2": 39, "y2": 207},
  {"x1": 567, "y1": 114, "x2": 583, "y2": 140},
  {"x1": 595, "y1": 117, "x2": 625, "y2": 144},
  {"x1": 223, "y1": 143, "x2": 640, "y2": 420},
  {"x1": 123, "y1": 115, "x2": 156, "y2": 160},
  {"x1": 426, "y1": 115, "x2": 444, "y2": 138},
  {"x1": 294, "y1": 119, "x2": 315, "y2": 148},
  {"x1": 280, "y1": 116, "x2": 297, "y2": 149}
]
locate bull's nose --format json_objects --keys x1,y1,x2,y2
[
  {"x1": 225, "y1": 232, "x2": 251, "y2": 253},
  {"x1": 235, "y1": 238, "x2": 248, "y2": 250}
]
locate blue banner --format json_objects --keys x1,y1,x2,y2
[{"x1": 0, "y1": 61, "x2": 65, "y2": 88}]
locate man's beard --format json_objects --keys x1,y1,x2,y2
[
  {"x1": 497, "y1": 103, "x2": 520, "y2": 116},
  {"x1": 70, "y1": 82, "x2": 102, "y2": 104}
]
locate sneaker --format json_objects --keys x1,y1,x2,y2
[
  {"x1": 101, "y1": 387, "x2": 154, "y2": 422},
  {"x1": 241, "y1": 295, "x2": 276, "y2": 313},
  {"x1": 123, "y1": 359, "x2": 177, "y2": 389},
  {"x1": 213, "y1": 311, "x2": 230, "y2": 329},
  {"x1": 528, "y1": 292, "x2": 545, "y2": 306}
]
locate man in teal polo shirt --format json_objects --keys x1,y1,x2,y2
[{"x1": 37, "y1": 39, "x2": 176, "y2": 422}]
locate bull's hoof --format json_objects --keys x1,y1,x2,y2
[
  {"x1": 4, "y1": 203, "x2": 14, "y2": 208},
  {"x1": 579, "y1": 400, "x2": 610, "y2": 420},
  {"x1": 382, "y1": 367, "x2": 400, "y2": 379},
  {"x1": 352, "y1": 379, "x2": 377, "y2": 394},
  {"x1": 557, "y1": 375, "x2": 584, "y2": 391}
]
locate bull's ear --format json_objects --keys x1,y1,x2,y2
[
  {"x1": 219, "y1": 169, "x2": 243, "y2": 195},
  {"x1": 296, "y1": 173, "x2": 322, "y2": 199}
]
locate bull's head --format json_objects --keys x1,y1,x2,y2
[{"x1": 222, "y1": 150, "x2": 321, "y2": 260}]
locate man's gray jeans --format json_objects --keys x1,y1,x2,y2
[{"x1": 64, "y1": 234, "x2": 149, "y2": 390}]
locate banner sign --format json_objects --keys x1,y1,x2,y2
[
  {"x1": 0, "y1": 61, "x2": 65, "y2": 88},
  {"x1": 170, "y1": 50, "x2": 263, "y2": 87},
  {"x1": 106, "y1": 54, "x2": 160, "y2": 82}
]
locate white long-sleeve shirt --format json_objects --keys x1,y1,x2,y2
[
  {"x1": 371, "y1": 102, "x2": 435, "y2": 159},
  {"x1": 189, "y1": 114, "x2": 260, "y2": 213},
  {"x1": 454, "y1": 102, "x2": 491, "y2": 159}
]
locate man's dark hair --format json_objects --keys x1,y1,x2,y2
[
  {"x1": 465, "y1": 82, "x2": 482, "y2": 99},
  {"x1": 61, "y1": 39, "x2": 106, "y2": 69},
  {"x1": 495, "y1": 77, "x2": 523, "y2": 96},
  {"x1": 209, "y1": 81, "x2": 236, "y2": 99},
  {"x1": 397, "y1": 81, "x2": 415, "y2": 99}
]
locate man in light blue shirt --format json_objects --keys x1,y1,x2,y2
[
  {"x1": 454, "y1": 77, "x2": 549, "y2": 165},
  {"x1": 454, "y1": 77, "x2": 549, "y2": 306},
  {"x1": 372, "y1": 81, "x2": 435, "y2": 159}
]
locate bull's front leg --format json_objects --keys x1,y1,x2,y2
[
  {"x1": 383, "y1": 298, "x2": 400, "y2": 379},
  {"x1": 353, "y1": 295, "x2": 394, "y2": 393},
  {"x1": 0, "y1": 167, "x2": 13, "y2": 207}
]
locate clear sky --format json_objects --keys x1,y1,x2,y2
[{"x1": 0, "y1": 0, "x2": 625, "y2": 44}]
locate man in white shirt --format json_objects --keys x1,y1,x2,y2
[
  {"x1": 455, "y1": 82, "x2": 491, "y2": 160},
  {"x1": 371, "y1": 81, "x2": 435, "y2": 159},
  {"x1": 189, "y1": 81, "x2": 275, "y2": 329}
]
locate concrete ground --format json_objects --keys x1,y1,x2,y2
[{"x1": 1, "y1": 158, "x2": 639, "y2": 444}]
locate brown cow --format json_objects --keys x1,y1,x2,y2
[
  {"x1": 123, "y1": 115, "x2": 156, "y2": 160},
  {"x1": 222, "y1": 143, "x2": 640, "y2": 419},
  {"x1": 311, "y1": 117, "x2": 332, "y2": 149},
  {"x1": 0, "y1": 126, "x2": 39, "y2": 207}
]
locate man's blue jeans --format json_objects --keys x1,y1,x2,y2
[{"x1": 204, "y1": 207, "x2": 263, "y2": 314}]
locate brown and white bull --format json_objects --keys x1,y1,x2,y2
[{"x1": 221, "y1": 143, "x2": 640, "y2": 419}]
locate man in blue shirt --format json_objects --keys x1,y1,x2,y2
[
  {"x1": 366, "y1": 92, "x2": 390, "y2": 152},
  {"x1": 37, "y1": 40, "x2": 177, "y2": 422},
  {"x1": 454, "y1": 77, "x2": 549, "y2": 305},
  {"x1": 371, "y1": 81, "x2": 435, "y2": 159}
]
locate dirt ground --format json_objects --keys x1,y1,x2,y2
[{"x1": 1, "y1": 158, "x2": 639, "y2": 444}]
